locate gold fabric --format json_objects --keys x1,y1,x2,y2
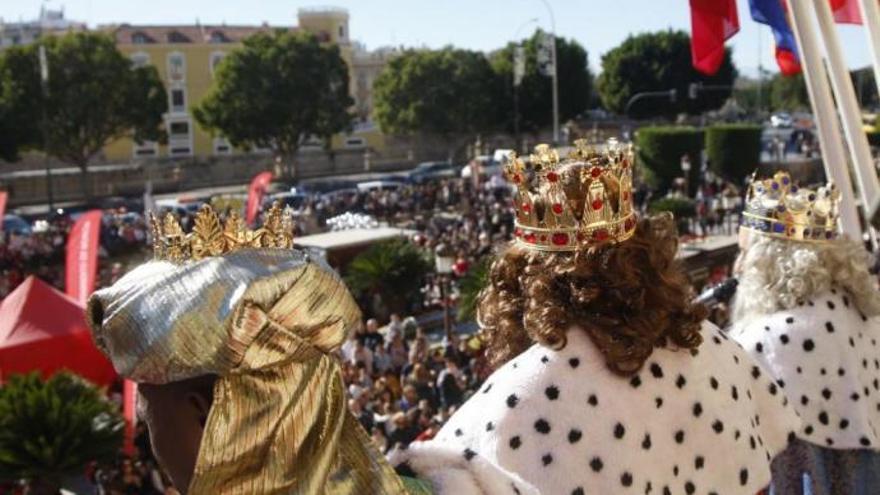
[{"x1": 86, "y1": 249, "x2": 407, "y2": 494}]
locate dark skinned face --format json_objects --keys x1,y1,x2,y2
[{"x1": 137, "y1": 375, "x2": 216, "y2": 494}]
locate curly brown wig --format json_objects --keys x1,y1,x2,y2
[{"x1": 477, "y1": 213, "x2": 707, "y2": 377}]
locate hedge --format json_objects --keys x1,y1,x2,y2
[
  {"x1": 636, "y1": 126, "x2": 704, "y2": 195},
  {"x1": 867, "y1": 131, "x2": 880, "y2": 148},
  {"x1": 705, "y1": 124, "x2": 762, "y2": 182}
]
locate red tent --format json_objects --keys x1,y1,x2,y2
[{"x1": 0, "y1": 276, "x2": 116, "y2": 386}]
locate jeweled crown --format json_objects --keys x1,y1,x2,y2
[
  {"x1": 505, "y1": 139, "x2": 637, "y2": 252},
  {"x1": 150, "y1": 202, "x2": 295, "y2": 262},
  {"x1": 741, "y1": 171, "x2": 840, "y2": 242}
]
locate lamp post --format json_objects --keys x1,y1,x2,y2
[
  {"x1": 434, "y1": 243, "x2": 455, "y2": 340},
  {"x1": 38, "y1": 44, "x2": 54, "y2": 211},
  {"x1": 538, "y1": 0, "x2": 559, "y2": 144},
  {"x1": 512, "y1": 18, "x2": 538, "y2": 149}
]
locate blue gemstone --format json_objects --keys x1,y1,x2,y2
[
  {"x1": 777, "y1": 205, "x2": 786, "y2": 212},
  {"x1": 773, "y1": 223, "x2": 786, "y2": 233},
  {"x1": 756, "y1": 186, "x2": 764, "y2": 193},
  {"x1": 771, "y1": 182, "x2": 779, "y2": 190},
  {"x1": 760, "y1": 222, "x2": 770, "y2": 231},
  {"x1": 782, "y1": 177, "x2": 790, "y2": 185},
  {"x1": 826, "y1": 231, "x2": 833, "y2": 239},
  {"x1": 791, "y1": 186, "x2": 798, "y2": 193},
  {"x1": 809, "y1": 194, "x2": 816, "y2": 201}
]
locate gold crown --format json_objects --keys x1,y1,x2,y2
[
  {"x1": 150, "y1": 202, "x2": 295, "y2": 262},
  {"x1": 505, "y1": 139, "x2": 637, "y2": 252},
  {"x1": 741, "y1": 171, "x2": 840, "y2": 242}
]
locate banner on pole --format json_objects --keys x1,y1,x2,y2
[
  {"x1": 750, "y1": 0, "x2": 802, "y2": 75},
  {"x1": 537, "y1": 32, "x2": 555, "y2": 76},
  {"x1": 689, "y1": 0, "x2": 740, "y2": 75},
  {"x1": 246, "y1": 171, "x2": 274, "y2": 226},
  {"x1": 65, "y1": 210, "x2": 102, "y2": 305},
  {"x1": 831, "y1": 0, "x2": 862, "y2": 24}
]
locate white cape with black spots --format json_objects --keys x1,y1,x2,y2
[
  {"x1": 394, "y1": 321, "x2": 799, "y2": 495},
  {"x1": 730, "y1": 288, "x2": 880, "y2": 450}
]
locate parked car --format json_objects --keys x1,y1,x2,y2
[
  {"x1": 356, "y1": 180, "x2": 403, "y2": 193},
  {"x1": 2, "y1": 214, "x2": 32, "y2": 235},
  {"x1": 770, "y1": 112, "x2": 794, "y2": 128},
  {"x1": 407, "y1": 161, "x2": 457, "y2": 184},
  {"x1": 265, "y1": 192, "x2": 311, "y2": 213}
]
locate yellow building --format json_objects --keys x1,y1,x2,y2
[{"x1": 102, "y1": 7, "x2": 389, "y2": 163}]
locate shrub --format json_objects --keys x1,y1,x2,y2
[
  {"x1": 705, "y1": 124, "x2": 762, "y2": 182},
  {"x1": 0, "y1": 372, "x2": 124, "y2": 491},
  {"x1": 345, "y1": 239, "x2": 431, "y2": 319},
  {"x1": 867, "y1": 131, "x2": 880, "y2": 148},
  {"x1": 636, "y1": 126, "x2": 704, "y2": 194},
  {"x1": 648, "y1": 197, "x2": 697, "y2": 218},
  {"x1": 456, "y1": 257, "x2": 489, "y2": 323}
]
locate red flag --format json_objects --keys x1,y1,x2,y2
[
  {"x1": 690, "y1": 0, "x2": 740, "y2": 75},
  {"x1": 246, "y1": 171, "x2": 274, "y2": 225},
  {"x1": 122, "y1": 380, "x2": 138, "y2": 455},
  {"x1": 65, "y1": 210, "x2": 102, "y2": 305},
  {"x1": 832, "y1": 0, "x2": 862, "y2": 24},
  {"x1": 0, "y1": 191, "x2": 7, "y2": 230}
]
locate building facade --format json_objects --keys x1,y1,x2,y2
[
  {"x1": 0, "y1": 7, "x2": 86, "y2": 49},
  {"x1": 102, "y1": 7, "x2": 392, "y2": 163}
]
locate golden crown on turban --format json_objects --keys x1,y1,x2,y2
[{"x1": 86, "y1": 204, "x2": 407, "y2": 494}]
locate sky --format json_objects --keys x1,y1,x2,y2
[{"x1": 2, "y1": 0, "x2": 875, "y2": 77}]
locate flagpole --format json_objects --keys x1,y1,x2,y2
[
  {"x1": 813, "y1": 0, "x2": 880, "y2": 246},
  {"x1": 787, "y1": 0, "x2": 862, "y2": 239}
]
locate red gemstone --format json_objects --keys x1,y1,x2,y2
[
  {"x1": 590, "y1": 167, "x2": 603, "y2": 178},
  {"x1": 551, "y1": 203, "x2": 564, "y2": 215},
  {"x1": 540, "y1": 235, "x2": 547, "y2": 242},
  {"x1": 576, "y1": 232, "x2": 586, "y2": 242},
  {"x1": 591, "y1": 199, "x2": 603, "y2": 210},
  {"x1": 623, "y1": 191, "x2": 630, "y2": 201},
  {"x1": 547, "y1": 172, "x2": 559, "y2": 183},
  {"x1": 624, "y1": 217, "x2": 635, "y2": 230},
  {"x1": 522, "y1": 203, "x2": 531, "y2": 213},
  {"x1": 524, "y1": 233, "x2": 537, "y2": 243},
  {"x1": 513, "y1": 174, "x2": 522, "y2": 183},
  {"x1": 593, "y1": 229, "x2": 609, "y2": 241},
  {"x1": 552, "y1": 233, "x2": 569, "y2": 246},
  {"x1": 621, "y1": 159, "x2": 629, "y2": 169},
  {"x1": 515, "y1": 229, "x2": 523, "y2": 238}
]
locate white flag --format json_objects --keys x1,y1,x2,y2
[
  {"x1": 537, "y1": 32, "x2": 555, "y2": 77},
  {"x1": 38, "y1": 45, "x2": 49, "y2": 83}
]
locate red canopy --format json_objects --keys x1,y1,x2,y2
[{"x1": 0, "y1": 276, "x2": 116, "y2": 386}]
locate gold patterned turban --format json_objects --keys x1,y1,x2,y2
[{"x1": 86, "y1": 248, "x2": 406, "y2": 494}]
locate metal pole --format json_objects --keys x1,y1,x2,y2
[
  {"x1": 39, "y1": 45, "x2": 53, "y2": 211},
  {"x1": 813, "y1": 0, "x2": 880, "y2": 246},
  {"x1": 512, "y1": 18, "x2": 537, "y2": 149},
  {"x1": 539, "y1": 0, "x2": 559, "y2": 144},
  {"x1": 787, "y1": 0, "x2": 862, "y2": 240}
]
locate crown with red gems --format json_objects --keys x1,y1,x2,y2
[
  {"x1": 505, "y1": 139, "x2": 637, "y2": 252},
  {"x1": 741, "y1": 171, "x2": 840, "y2": 243}
]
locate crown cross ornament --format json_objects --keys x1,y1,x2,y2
[
  {"x1": 742, "y1": 171, "x2": 840, "y2": 242},
  {"x1": 505, "y1": 139, "x2": 637, "y2": 252},
  {"x1": 150, "y1": 202, "x2": 295, "y2": 262}
]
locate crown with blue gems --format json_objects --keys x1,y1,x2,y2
[
  {"x1": 504, "y1": 138, "x2": 636, "y2": 252},
  {"x1": 741, "y1": 171, "x2": 840, "y2": 242}
]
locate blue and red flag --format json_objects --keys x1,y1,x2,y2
[
  {"x1": 831, "y1": 0, "x2": 862, "y2": 24},
  {"x1": 749, "y1": 0, "x2": 801, "y2": 75},
  {"x1": 689, "y1": 0, "x2": 740, "y2": 75}
]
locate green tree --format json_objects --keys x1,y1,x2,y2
[
  {"x1": 636, "y1": 126, "x2": 704, "y2": 194},
  {"x1": 705, "y1": 124, "x2": 762, "y2": 181},
  {"x1": 345, "y1": 239, "x2": 431, "y2": 319},
  {"x1": 597, "y1": 30, "x2": 737, "y2": 119},
  {"x1": 195, "y1": 30, "x2": 353, "y2": 178},
  {"x1": 768, "y1": 73, "x2": 809, "y2": 111},
  {"x1": 0, "y1": 373, "x2": 124, "y2": 494},
  {"x1": 373, "y1": 47, "x2": 500, "y2": 158},
  {"x1": 456, "y1": 257, "x2": 489, "y2": 322},
  {"x1": 0, "y1": 32, "x2": 166, "y2": 199},
  {"x1": 490, "y1": 30, "x2": 593, "y2": 136}
]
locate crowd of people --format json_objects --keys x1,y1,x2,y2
[{"x1": 339, "y1": 316, "x2": 492, "y2": 454}]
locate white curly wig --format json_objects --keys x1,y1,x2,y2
[{"x1": 732, "y1": 229, "x2": 880, "y2": 323}]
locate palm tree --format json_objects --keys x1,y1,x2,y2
[
  {"x1": 345, "y1": 239, "x2": 431, "y2": 319},
  {"x1": 0, "y1": 372, "x2": 124, "y2": 494},
  {"x1": 457, "y1": 257, "x2": 490, "y2": 322}
]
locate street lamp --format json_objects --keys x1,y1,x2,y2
[
  {"x1": 434, "y1": 243, "x2": 455, "y2": 340},
  {"x1": 512, "y1": 18, "x2": 538, "y2": 148},
  {"x1": 537, "y1": 0, "x2": 559, "y2": 144}
]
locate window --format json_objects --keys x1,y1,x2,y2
[
  {"x1": 344, "y1": 137, "x2": 366, "y2": 148},
  {"x1": 132, "y1": 32, "x2": 152, "y2": 44},
  {"x1": 133, "y1": 141, "x2": 158, "y2": 157},
  {"x1": 210, "y1": 31, "x2": 228, "y2": 43},
  {"x1": 213, "y1": 137, "x2": 232, "y2": 155},
  {"x1": 209, "y1": 51, "x2": 226, "y2": 76},
  {"x1": 169, "y1": 122, "x2": 189, "y2": 136},
  {"x1": 338, "y1": 25, "x2": 345, "y2": 39},
  {"x1": 167, "y1": 52, "x2": 186, "y2": 82},
  {"x1": 167, "y1": 31, "x2": 191, "y2": 43},
  {"x1": 169, "y1": 88, "x2": 186, "y2": 113},
  {"x1": 130, "y1": 52, "x2": 150, "y2": 69}
]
